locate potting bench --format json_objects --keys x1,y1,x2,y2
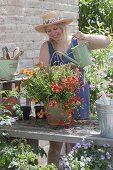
[{"x1": 0, "y1": 119, "x2": 113, "y2": 147}]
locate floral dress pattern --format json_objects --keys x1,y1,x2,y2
[{"x1": 47, "y1": 38, "x2": 90, "y2": 119}]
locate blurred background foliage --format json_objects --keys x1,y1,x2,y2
[
  {"x1": 79, "y1": 0, "x2": 113, "y2": 114},
  {"x1": 79, "y1": 0, "x2": 113, "y2": 36}
]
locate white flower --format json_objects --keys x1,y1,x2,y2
[
  {"x1": 80, "y1": 161, "x2": 85, "y2": 167},
  {"x1": 86, "y1": 157, "x2": 91, "y2": 162}
]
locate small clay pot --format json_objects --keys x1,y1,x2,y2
[{"x1": 34, "y1": 105, "x2": 46, "y2": 119}]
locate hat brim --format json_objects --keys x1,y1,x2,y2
[{"x1": 35, "y1": 18, "x2": 73, "y2": 33}]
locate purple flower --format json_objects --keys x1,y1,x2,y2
[
  {"x1": 103, "y1": 143, "x2": 110, "y2": 147},
  {"x1": 82, "y1": 143, "x2": 91, "y2": 149},
  {"x1": 90, "y1": 83, "x2": 95, "y2": 90},
  {"x1": 59, "y1": 157, "x2": 70, "y2": 169},
  {"x1": 100, "y1": 155, "x2": 105, "y2": 160},
  {"x1": 72, "y1": 143, "x2": 81, "y2": 151}
]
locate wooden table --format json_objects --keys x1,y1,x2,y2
[{"x1": 1, "y1": 119, "x2": 113, "y2": 146}]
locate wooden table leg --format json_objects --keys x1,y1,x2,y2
[{"x1": 0, "y1": 83, "x2": 3, "y2": 104}]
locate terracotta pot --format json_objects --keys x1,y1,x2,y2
[{"x1": 45, "y1": 104, "x2": 68, "y2": 126}]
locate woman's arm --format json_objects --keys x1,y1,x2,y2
[
  {"x1": 38, "y1": 42, "x2": 50, "y2": 66},
  {"x1": 85, "y1": 34, "x2": 111, "y2": 50},
  {"x1": 73, "y1": 31, "x2": 111, "y2": 50}
]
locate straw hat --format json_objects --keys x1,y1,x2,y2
[{"x1": 35, "y1": 11, "x2": 73, "y2": 33}]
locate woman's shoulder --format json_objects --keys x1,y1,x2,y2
[
  {"x1": 39, "y1": 41, "x2": 50, "y2": 65},
  {"x1": 41, "y1": 41, "x2": 48, "y2": 47},
  {"x1": 40, "y1": 41, "x2": 49, "y2": 51},
  {"x1": 41, "y1": 41, "x2": 54, "y2": 52}
]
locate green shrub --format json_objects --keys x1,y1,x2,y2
[
  {"x1": 79, "y1": 0, "x2": 113, "y2": 35},
  {"x1": 86, "y1": 40, "x2": 113, "y2": 114},
  {"x1": 0, "y1": 138, "x2": 47, "y2": 170},
  {"x1": 79, "y1": 0, "x2": 113, "y2": 114}
]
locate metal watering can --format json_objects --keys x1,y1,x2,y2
[
  {"x1": 71, "y1": 43, "x2": 92, "y2": 67},
  {"x1": 59, "y1": 43, "x2": 92, "y2": 68}
]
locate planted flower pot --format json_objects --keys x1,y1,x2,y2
[
  {"x1": 20, "y1": 106, "x2": 31, "y2": 120},
  {"x1": 34, "y1": 104, "x2": 46, "y2": 119}
]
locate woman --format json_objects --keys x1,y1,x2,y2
[{"x1": 35, "y1": 11, "x2": 110, "y2": 168}]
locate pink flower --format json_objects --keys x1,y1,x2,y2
[{"x1": 90, "y1": 83, "x2": 95, "y2": 90}]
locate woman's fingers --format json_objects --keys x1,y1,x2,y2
[{"x1": 73, "y1": 31, "x2": 85, "y2": 40}]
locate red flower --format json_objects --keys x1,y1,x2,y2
[
  {"x1": 69, "y1": 96, "x2": 80, "y2": 104},
  {"x1": 67, "y1": 109, "x2": 74, "y2": 115},
  {"x1": 51, "y1": 82, "x2": 64, "y2": 93},
  {"x1": 69, "y1": 117, "x2": 75, "y2": 124},
  {"x1": 49, "y1": 99, "x2": 57, "y2": 107}
]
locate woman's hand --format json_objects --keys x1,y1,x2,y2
[
  {"x1": 73, "y1": 31, "x2": 85, "y2": 40},
  {"x1": 72, "y1": 31, "x2": 87, "y2": 45}
]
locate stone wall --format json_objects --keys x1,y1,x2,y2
[{"x1": 0, "y1": 0, "x2": 79, "y2": 69}]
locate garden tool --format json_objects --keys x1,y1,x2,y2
[
  {"x1": 2, "y1": 46, "x2": 10, "y2": 59},
  {"x1": 13, "y1": 51, "x2": 24, "y2": 60},
  {"x1": 13, "y1": 47, "x2": 24, "y2": 59},
  {"x1": 13, "y1": 47, "x2": 20, "y2": 58}
]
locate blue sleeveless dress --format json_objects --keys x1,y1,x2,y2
[{"x1": 47, "y1": 38, "x2": 90, "y2": 119}]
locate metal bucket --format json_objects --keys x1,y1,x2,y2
[
  {"x1": 96, "y1": 99, "x2": 113, "y2": 138},
  {"x1": 0, "y1": 59, "x2": 18, "y2": 80}
]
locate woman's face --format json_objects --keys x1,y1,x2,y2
[{"x1": 45, "y1": 24, "x2": 63, "y2": 41}]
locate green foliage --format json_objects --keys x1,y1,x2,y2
[
  {"x1": 38, "y1": 164, "x2": 58, "y2": 170},
  {"x1": 0, "y1": 114, "x2": 14, "y2": 126},
  {"x1": 0, "y1": 138, "x2": 47, "y2": 170},
  {"x1": 0, "y1": 90, "x2": 23, "y2": 120},
  {"x1": 79, "y1": 0, "x2": 113, "y2": 35},
  {"x1": 85, "y1": 39, "x2": 113, "y2": 113},
  {"x1": 79, "y1": 0, "x2": 113, "y2": 113}
]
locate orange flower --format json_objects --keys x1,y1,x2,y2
[
  {"x1": 37, "y1": 109, "x2": 44, "y2": 119},
  {"x1": 31, "y1": 99, "x2": 39, "y2": 102},
  {"x1": 19, "y1": 68, "x2": 35, "y2": 77},
  {"x1": 15, "y1": 85, "x2": 19, "y2": 92}
]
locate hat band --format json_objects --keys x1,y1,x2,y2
[{"x1": 43, "y1": 17, "x2": 62, "y2": 25}]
